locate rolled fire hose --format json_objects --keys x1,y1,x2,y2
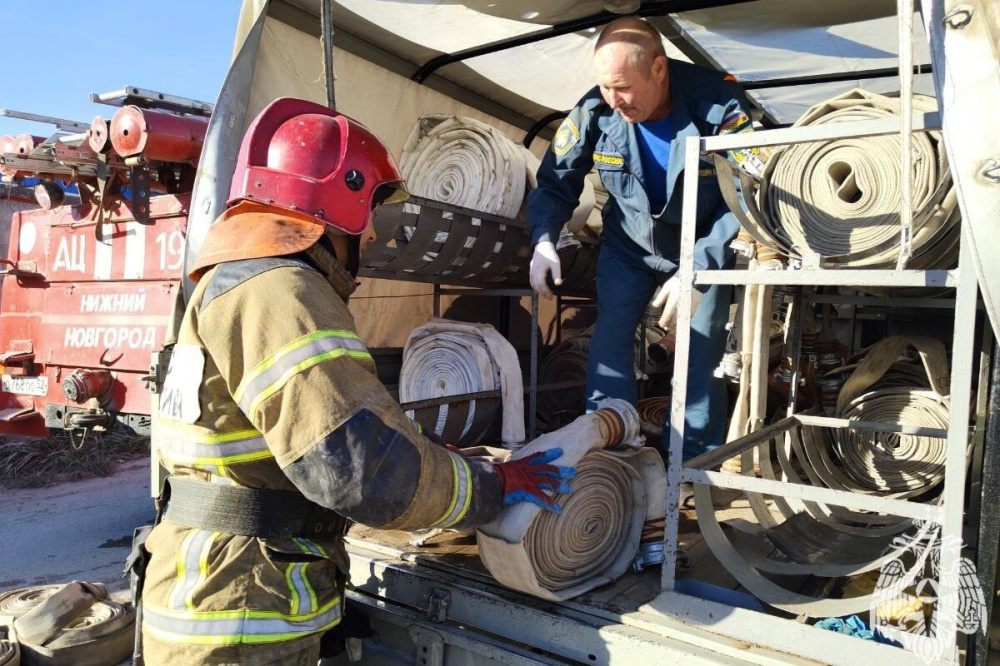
[
  {"x1": 0, "y1": 632, "x2": 17, "y2": 666},
  {"x1": 0, "y1": 582, "x2": 134, "y2": 666},
  {"x1": 536, "y1": 336, "x2": 589, "y2": 431},
  {"x1": 637, "y1": 396, "x2": 669, "y2": 440},
  {"x1": 477, "y1": 399, "x2": 667, "y2": 601},
  {"x1": 718, "y1": 89, "x2": 960, "y2": 270},
  {"x1": 0, "y1": 588, "x2": 63, "y2": 625},
  {"x1": 399, "y1": 115, "x2": 527, "y2": 219},
  {"x1": 400, "y1": 319, "x2": 524, "y2": 447},
  {"x1": 693, "y1": 337, "x2": 951, "y2": 615},
  {"x1": 21, "y1": 601, "x2": 135, "y2": 666},
  {"x1": 832, "y1": 336, "x2": 951, "y2": 496}
]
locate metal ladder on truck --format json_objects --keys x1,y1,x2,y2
[{"x1": 661, "y1": 1, "x2": 1000, "y2": 664}]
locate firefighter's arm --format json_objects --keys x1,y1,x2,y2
[{"x1": 200, "y1": 266, "x2": 568, "y2": 531}]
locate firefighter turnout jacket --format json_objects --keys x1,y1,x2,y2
[{"x1": 143, "y1": 204, "x2": 503, "y2": 665}]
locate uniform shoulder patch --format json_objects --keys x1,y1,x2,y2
[
  {"x1": 552, "y1": 117, "x2": 580, "y2": 156},
  {"x1": 720, "y1": 109, "x2": 751, "y2": 134}
]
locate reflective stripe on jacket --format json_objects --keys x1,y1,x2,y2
[{"x1": 144, "y1": 209, "x2": 502, "y2": 664}]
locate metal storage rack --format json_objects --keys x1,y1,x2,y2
[
  {"x1": 657, "y1": 120, "x2": 978, "y2": 665},
  {"x1": 360, "y1": 195, "x2": 599, "y2": 442},
  {"x1": 650, "y1": 4, "x2": 991, "y2": 661}
]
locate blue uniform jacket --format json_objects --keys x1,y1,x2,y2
[{"x1": 528, "y1": 59, "x2": 756, "y2": 275}]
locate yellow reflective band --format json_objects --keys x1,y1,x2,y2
[
  {"x1": 155, "y1": 425, "x2": 273, "y2": 468},
  {"x1": 234, "y1": 330, "x2": 372, "y2": 417},
  {"x1": 431, "y1": 452, "x2": 472, "y2": 528},
  {"x1": 188, "y1": 531, "x2": 220, "y2": 610},
  {"x1": 286, "y1": 564, "x2": 301, "y2": 616},
  {"x1": 171, "y1": 530, "x2": 216, "y2": 611},
  {"x1": 248, "y1": 349, "x2": 368, "y2": 416},
  {"x1": 285, "y1": 562, "x2": 318, "y2": 616},
  {"x1": 294, "y1": 538, "x2": 327, "y2": 558},
  {"x1": 143, "y1": 596, "x2": 341, "y2": 646},
  {"x1": 302, "y1": 562, "x2": 317, "y2": 614}
]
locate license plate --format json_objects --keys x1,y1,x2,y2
[{"x1": 2, "y1": 374, "x2": 48, "y2": 397}]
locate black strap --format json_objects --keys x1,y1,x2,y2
[
  {"x1": 163, "y1": 477, "x2": 346, "y2": 539},
  {"x1": 712, "y1": 153, "x2": 787, "y2": 255}
]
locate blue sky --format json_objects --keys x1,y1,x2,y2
[{"x1": 0, "y1": 1, "x2": 243, "y2": 138}]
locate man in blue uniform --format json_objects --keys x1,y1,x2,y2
[{"x1": 527, "y1": 17, "x2": 761, "y2": 461}]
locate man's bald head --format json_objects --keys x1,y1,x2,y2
[
  {"x1": 595, "y1": 17, "x2": 666, "y2": 71},
  {"x1": 593, "y1": 17, "x2": 671, "y2": 123}
]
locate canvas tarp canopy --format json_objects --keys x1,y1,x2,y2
[
  {"x1": 236, "y1": 0, "x2": 936, "y2": 135},
  {"x1": 187, "y1": 0, "x2": 997, "y2": 345}
]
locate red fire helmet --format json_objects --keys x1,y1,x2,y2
[{"x1": 228, "y1": 98, "x2": 407, "y2": 234}]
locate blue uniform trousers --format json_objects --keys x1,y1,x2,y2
[{"x1": 585, "y1": 241, "x2": 732, "y2": 460}]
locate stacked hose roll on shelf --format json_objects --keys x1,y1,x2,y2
[
  {"x1": 715, "y1": 89, "x2": 960, "y2": 279},
  {"x1": 693, "y1": 336, "x2": 952, "y2": 616},
  {"x1": 399, "y1": 115, "x2": 527, "y2": 219},
  {"x1": 536, "y1": 335, "x2": 590, "y2": 432},
  {"x1": 359, "y1": 114, "x2": 598, "y2": 293},
  {"x1": 477, "y1": 399, "x2": 667, "y2": 600},
  {"x1": 400, "y1": 319, "x2": 524, "y2": 448}
]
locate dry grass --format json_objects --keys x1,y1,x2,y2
[{"x1": 0, "y1": 430, "x2": 149, "y2": 488}]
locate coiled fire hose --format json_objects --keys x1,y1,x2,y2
[
  {"x1": 536, "y1": 336, "x2": 589, "y2": 430},
  {"x1": 0, "y1": 581, "x2": 134, "y2": 666},
  {"x1": 400, "y1": 319, "x2": 524, "y2": 447},
  {"x1": 832, "y1": 336, "x2": 951, "y2": 496},
  {"x1": 637, "y1": 396, "x2": 669, "y2": 440},
  {"x1": 477, "y1": 399, "x2": 667, "y2": 600},
  {"x1": 399, "y1": 115, "x2": 527, "y2": 219},
  {"x1": 717, "y1": 89, "x2": 960, "y2": 269},
  {"x1": 0, "y1": 634, "x2": 17, "y2": 666},
  {"x1": 692, "y1": 337, "x2": 951, "y2": 616}
]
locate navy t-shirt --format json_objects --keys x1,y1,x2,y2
[{"x1": 635, "y1": 113, "x2": 676, "y2": 214}]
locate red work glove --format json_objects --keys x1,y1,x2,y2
[{"x1": 494, "y1": 448, "x2": 576, "y2": 513}]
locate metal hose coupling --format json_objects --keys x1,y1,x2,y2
[{"x1": 593, "y1": 398, "x2": 643, "y2": 450}]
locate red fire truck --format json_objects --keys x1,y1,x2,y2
[{"x1": 0, "y1": 87, "x2": 208, "y2": 440}]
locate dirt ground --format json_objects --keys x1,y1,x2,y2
[{"x1": 0, "y1": 458, "x2": 153, "y2": 596}]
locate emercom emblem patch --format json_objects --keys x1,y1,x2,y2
[{"x1": 552, "y1": 118, "x2": 580, "y2": 156}]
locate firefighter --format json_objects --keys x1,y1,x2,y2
[{"x1": 138, "y1": 98, "x2": 575, "y2": 665}]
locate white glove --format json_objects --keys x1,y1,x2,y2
[
  {"x1": 529, "y1": 240, "x2": 562, "y2": 298},
  {"x1": 651, "y1": 276, "x2": 702, "y2": 331}
]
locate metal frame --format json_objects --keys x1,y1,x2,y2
[
  {"x1": 409, "y1": 0, "x2": 759, "y2": 83},
  {"x1": 741, "y1": 64, "x2": 934, "y2": 90},
  {"x1": 0, "y1": 110, "x2": 88, "y2": 133},
  {"x1": 89, "y1": 86, "x2": 213, "y2": 116},
  {"x1": 654, "y1": 7, "x2": 981, "y2": 657}
]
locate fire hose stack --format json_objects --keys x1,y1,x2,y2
[
  {"x1": 477, "y1": 399, "x2": 667, "y2": 600},
  {"x1": 0, "y1": 582, "x2": 135, "y2": 666},
  {"x1": 361, "y1": 114, "x2": 599, "y2": 293}
]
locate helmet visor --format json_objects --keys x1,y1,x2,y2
[{"x1": 372, "y1": 182, "x2": 410, "y2": 208}]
